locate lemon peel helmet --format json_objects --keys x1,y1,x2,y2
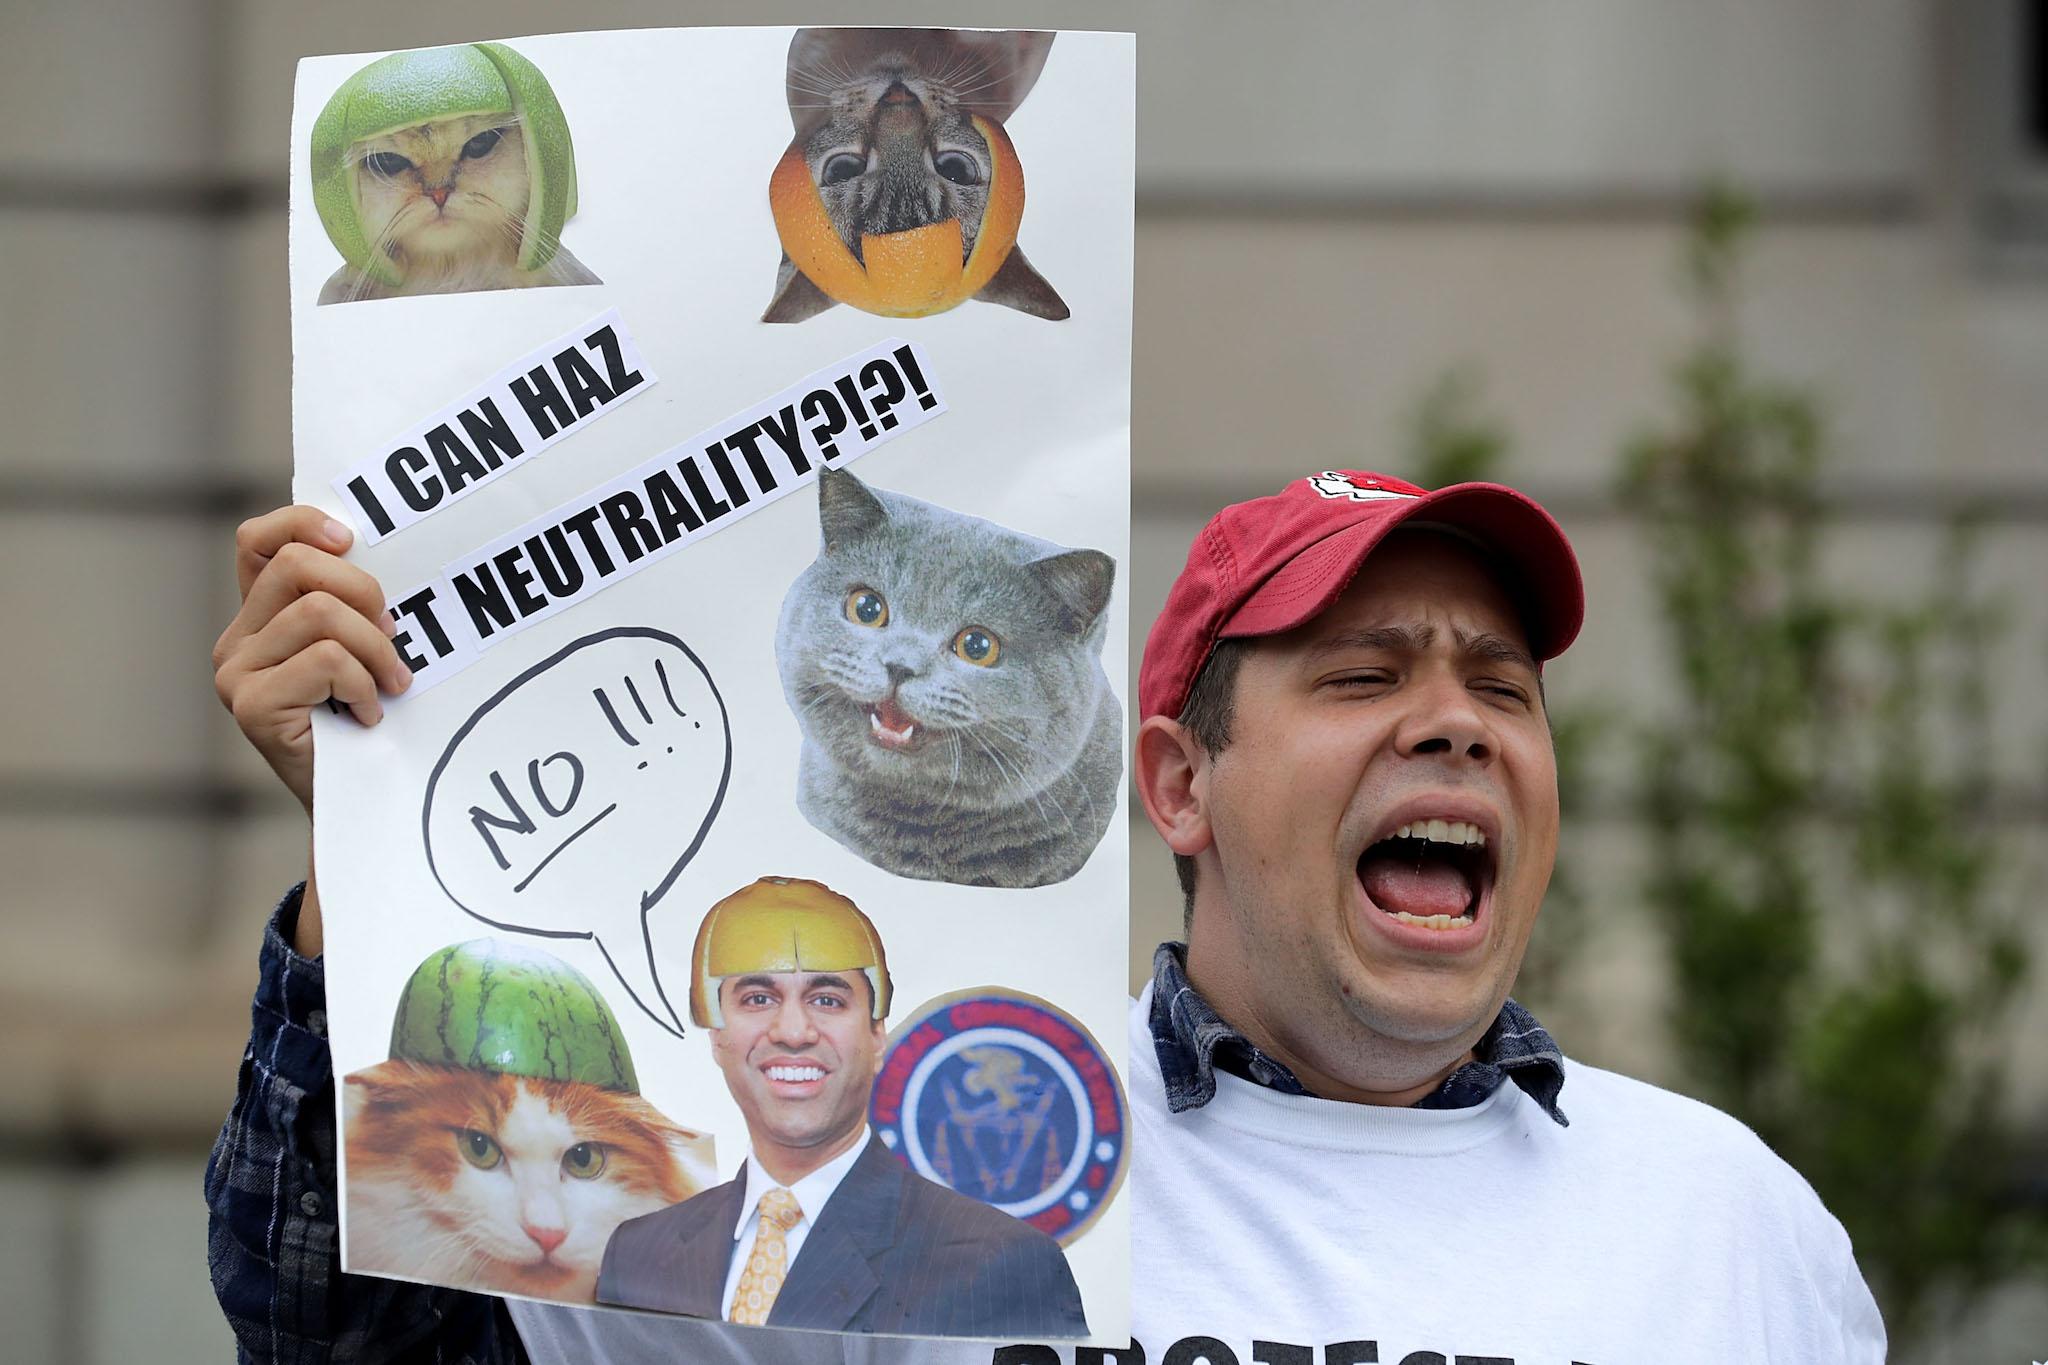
[
  {"x1": 767, "y1": 114, "x2": 1025, "y2": 319},
  {"x1": 309, "y1": 41, "x2": 579, "y2": 287},
  {"x1": 689, "y1": 877, "x2": 892, "y2": 1028}
]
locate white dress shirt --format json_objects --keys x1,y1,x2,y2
[{"x1": 717, "y1": 1128, "x2": 873, "y2": 1322}]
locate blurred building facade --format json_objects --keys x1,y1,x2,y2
[{"x1": 1, "y1": 1, "x2": 2043, "y2": 1360}]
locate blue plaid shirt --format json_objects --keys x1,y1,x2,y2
[
  {"x1": 1147, "y1": 942, "x2": 1568, "y2": 1124},
  {"x1": 205, "y1": 884, "x2": 525, "y2": 1364}
]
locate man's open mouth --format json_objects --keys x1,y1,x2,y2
[
  {"x1": 1356, "y1": 818, "x2": 1493, "y2": 930},
  {"x1": 763, "y1": 1062, "x2": 828, "y2": 1083},
  {"x1": 865, "y1": 696, "x2": 928, "y2": 751}
]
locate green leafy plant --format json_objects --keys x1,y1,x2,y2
[{"x1": 1616, "y1": 184, "x2": 2042, "y2": 1344}]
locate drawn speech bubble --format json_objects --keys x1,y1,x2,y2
[{"x1": 422, "y1": 627, "x2": 731, "y2": 1036}]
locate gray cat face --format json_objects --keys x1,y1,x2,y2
[
  {"x1": 776, "y1": 470, "x2": 1114, "y2": 809},
  {"x1": 792, "y1": 51, "x2": 993, "y2": 260}
]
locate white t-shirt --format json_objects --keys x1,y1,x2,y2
[
  {"x1": 1121, "y1": 984, "x2": 1886, "y2": 1365},
  {"x1": 509, "y1": 988, "x2": 1885, "y2": 1364}
]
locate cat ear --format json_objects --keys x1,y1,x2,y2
[
  {"x1": 1030, "y1": 549, "x2": 1115, "y2": 633},
  {"x1": 975, "y1": 246, "x2": 1070, "y2": 320},
  {"x1": 343, "y1": 1059, "x2": 417, "y2": 1118},
  {"x1": 942, "y1": 31, "x2": 1055, "y2": 122},
  {"x1": 762, "y1": 252, "x2": 839, "y2": 324},
  {"x1": 818, "y1": 468, "x2": 890, "y2": 548},
  {"x1": 664, "y1": 1126, "x2": 720, "y2": 1193}
]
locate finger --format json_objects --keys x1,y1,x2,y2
[
  {"x1": 221, "y1": 540, "x2": 393, "y2": 666},
  {"x1": 233, "y1": 591, "x2": 413, "y2": 696},
  {"x1": 236, "y1": 506, "x2": 354, "y2": 599},
  {"x1": 235, "y1": 638, "x2": 386, "y2": 734}
]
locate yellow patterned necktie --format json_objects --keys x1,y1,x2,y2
[{"x1": 728, "y1": 1187, "x2": 805, "y2": 1325}]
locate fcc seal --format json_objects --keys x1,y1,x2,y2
[{"x1": 871, "y1": 988, "x2": 1128, "y2": 1246}]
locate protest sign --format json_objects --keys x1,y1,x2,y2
[{"x1": 290, "y1": 26, "x2": 1133, "y2": 1342}]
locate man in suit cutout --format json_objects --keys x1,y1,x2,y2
[{"x1": 596, "y1": 876, "x2": 1089, "y2": 1338}]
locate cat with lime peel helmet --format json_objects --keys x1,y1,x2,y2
[
  {"x1": 389, "y1": 937, "x2": 640, "y2": 1093},
  {"x1": 309, "y1": 42, "x2": 599, "y2": 304},
  {"x1": 688, "y1": 876, "x2": 893, "y2": 1028}
]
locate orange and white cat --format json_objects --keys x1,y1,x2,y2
[
  {"x1": 319, "y1": 114, "x2": 599, "y2": 305},
  {"x1": 343, "y1": 1059, "x2": 713, "y2": 1301}
]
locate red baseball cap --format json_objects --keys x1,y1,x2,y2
[{"x1": 1138, "y1": 470, "x2": 1584, "y2": 721}]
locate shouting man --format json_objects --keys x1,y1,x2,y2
[{"x1": 1114, "y1": 469, "x2": 1884, "y2": 1360}]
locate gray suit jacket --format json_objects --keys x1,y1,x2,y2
[{"x1": 595, "y1": 1132, "x2": 1089, "y2": 1338}]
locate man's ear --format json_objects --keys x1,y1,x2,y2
[{"x1": 1134, "y1": 715, "x2": 1213, "y2": 860}]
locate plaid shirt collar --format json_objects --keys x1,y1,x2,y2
[{"x1": 1148, "y1": 942, "x2": 1568, "y2": 1126}]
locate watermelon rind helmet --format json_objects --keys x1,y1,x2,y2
[
  {"x1": 689, "y1": 877, "x2": 892, "y2": 1029},
  {"x1": 309, "y1": 41, "x2": 580, "y2": 287},
  {"x1": 389, "y1": 938, "x2": 638, "y2": 1092}
]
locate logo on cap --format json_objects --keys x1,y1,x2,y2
[
  {"x1": 870, "y1": 989, "x2": 1126, "y2": 1246},
  {"x1": 1306, "y1": 471, "x2": 1421, "y2": 503}
]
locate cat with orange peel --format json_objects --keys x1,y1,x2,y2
[{"x1": 762, "y1": 28, "x2": 1069, "y2": 323}]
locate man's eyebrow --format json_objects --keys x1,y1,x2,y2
[
  {"x1": 801, "y1": 973, "x2": 856, "y2": 993},
  {"x1": 1303, "y1": 625, "x2": 1433, "y2": 663},
  {"x1": 1303, "y1": 623, "x2": 1537, "y2": 674},
  {"x1": 727, "y1": 972, "x2": 856, "y2": 991},
  {"x1": 1452, "y1": 627, "x2": 1539, "y2": 674}
]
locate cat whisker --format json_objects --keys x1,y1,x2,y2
[
  {"x1": 818, "y1": 54, "x2": 863, "y2": 86},
  {"x1": 934, "y1": 56, "x2": 1023, "y2": 101},
  {"x1": 795, "y1": 694, "x2": 845, "y2": 724},
  {"x1": 961, "y1": 728, "x2": 1019, "y2": 793},
  {"x1": 344, "y1": 214, "x2": 411, "y2": 303},
  {"x1": 407, "y1": 1226, "x2": 496, "y2": 1282},
  {"x1": 785, "y1": 73, "x2": 847, "y2": 97},
  {"x1": 930, "y1": 51, "x2": 992, "y2": 87},
  {"x1": 965, "y1": 728, "x2": 1057, "y2": 829},
  {"x1": 987, "y1": 740, "x2": 1064, "y2": 826},
  {"x1": 938, "y1": 64, "x2": 998, "y2": 95},
  {"x1": 972, "y1": 723, "x2": 1084, "y2": 835},
  {"x1": 980, "y1": 717, "x2": 1048, "y2": 750},
  {"x1": 943, "y1": 73, "x2": 1019, "y2": 100},
  {"x1": 787, "y1": 58, "x2": 863, "y2": 96}
]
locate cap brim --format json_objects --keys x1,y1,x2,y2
[{"x1": 1219, "y1": 482, "x2": 1584, "y2": 661}]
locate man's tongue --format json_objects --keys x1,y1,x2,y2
[{"x1": 1359, "y1": 852, "x2": 1473, "y2": 919}]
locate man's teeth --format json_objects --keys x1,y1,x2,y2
[
  {"x1": 1394, "y1": 819, "x2": 1486, "y2": 846},
  {"x1": 1385, "y1": 910, "x2": 1476, "y2": 929},
  {"x1": 766, "y1": 1064, "x2": 825, "y2": 1082}
]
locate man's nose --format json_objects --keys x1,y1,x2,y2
[
  {"x1": 766, "y1": 996, "x2": 819, "y2": 1045},
  {"x1": 1396, "y1": 669, "x2": 1495, "y2": 764}
]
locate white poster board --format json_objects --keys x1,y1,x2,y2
[{"x1": 289, "y1": 25, "x2": 1133, "y2": 1345}]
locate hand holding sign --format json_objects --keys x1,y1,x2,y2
[{"x1": 422, "y1": 627, "x2": 730, "y2": 1034}]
